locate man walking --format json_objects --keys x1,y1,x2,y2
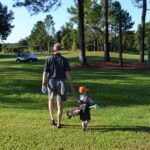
[{"x1": 42, "y1": 43, "x2": 75, "y2": 128}]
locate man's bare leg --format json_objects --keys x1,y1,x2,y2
[
  {"x1": 57, "y1": 101, "x2": 63, "y2": 127},
  {"x1": 48, "y1": 98, "x2": 55, "y2": 123}
]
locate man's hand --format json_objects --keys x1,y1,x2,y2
[
  {"x1": 70, "y1": 85, "x2": 76, "y2": 97},
  {"x1": 42, "y1": 71, "x2": 48, "y2": 93},
  {"x1": 41, "y1": 85, "x2": 47, "y2": 93},
  {"x1": 65, "y1": 71, "x2": 75, "y2": 97}
]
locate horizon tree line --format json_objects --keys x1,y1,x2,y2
[{"x1": 0, "y1": 0, "x2": 149, "y2": 65}]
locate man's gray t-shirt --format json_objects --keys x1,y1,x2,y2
[{"x1": 44, "y1": 54, "x2": 70, "y2": 79}]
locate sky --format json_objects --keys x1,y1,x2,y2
[{"x1": 2, "y1": 0, "x2": 150, "y2": 43}]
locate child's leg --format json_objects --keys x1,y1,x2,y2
[
  {"x1": 82, "y1": 120, "x2": 90, "y2": 130},
  {"x1": 81, "y1": 121, "x2": 85, "y2": 129},
  {"x1": 85, "y1": 120, "x2": 90, "y2": 128}
]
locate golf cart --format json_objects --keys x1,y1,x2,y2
[
  {"x1": 14, "y1": 46, "x2": 38, "y2": 63},
  {"x1": 16, "y1": 52, "x2": 38, "y2": 63}
]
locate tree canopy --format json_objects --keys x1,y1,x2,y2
[
  {"x1": 28, "y1": 21, "x2": 49, "y2": 51},
  {"x1": 13, "y1": 0, "x2": 61, "y2": 15},
  {"x1": 0, "y1": 2, "x2": 14, "y2": 41},
  {"x1": 2, "y1": 0, "x2": 150, "y2": 65}
]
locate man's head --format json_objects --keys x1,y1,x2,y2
[
  {"x1": 79, "y1": 86, "x2": 89, "y2": 94},
  {"x1": 53, "y1": 43, "x2": 63, "y2": 53}
]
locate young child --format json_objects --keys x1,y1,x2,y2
[{"x1": 77, "y1": 86, "x2": 94, "y2": 130}]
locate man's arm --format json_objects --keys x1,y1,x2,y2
[
  {"x1": 42, "y1": 71, "x2": 49, "y2": 85},
  {"x1": 41, "y1": 71, "x2": 49, "y2": 93},
  {"x1": 65, "y1": 71, "x2": 75, "y2": 96}
]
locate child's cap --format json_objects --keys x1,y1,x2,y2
[{"x1": 79, "y1": 86, "x2": 89, "y2": 94}]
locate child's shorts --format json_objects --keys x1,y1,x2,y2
[{"x1": 79, "y1": 109, "x2": 91, "y2": 121}]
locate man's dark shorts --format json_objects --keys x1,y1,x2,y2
[{"x1": 47, "y1": 78, "x2": 66, "y2": 102}]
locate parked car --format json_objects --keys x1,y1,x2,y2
[{"x1": 16, "y1": 52, "x2": 38, "y2": 63}]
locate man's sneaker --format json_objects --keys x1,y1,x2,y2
[{"x1": 50, "y1": 120, "x2": 56, "y2": 125}]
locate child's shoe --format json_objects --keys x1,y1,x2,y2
[{"x1": 82, "y1": 122, "x2": 87, "y2": 131}]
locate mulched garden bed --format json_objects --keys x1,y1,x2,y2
[{"x1": 72, "y1": 61, "x2": 150, "y2": 70}]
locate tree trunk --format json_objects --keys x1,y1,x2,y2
[
  {"x1": 148, "y1": 30, "x2": 150, "y2": 67},
  {"x1": 114, "y1": 31, "x2": 116, "y2": 51},
  {"x1": 119, "y1": 9, "x2": 123, "y2": 67},
  {"x1": 97, "y1": 39, "x2": 100, "y2": 51},
  {"x1": 48, "y1": 42, "x2": 50, "y2": 53},
  {"x1": 104, "y1": 0, "x2": 110, "y2": 61},
  {"x1": 94, "y1": 40, "x2": 96, "y2": 51},
  {"x1": 78, "y1": 0, "x2": 86, "y2": 65},
  {"x1": 122, "y1": 30, "x2": 126, "y2": 52},
  {"x1": 140, "y1": 0, "x2": 147, "y2": 63}
]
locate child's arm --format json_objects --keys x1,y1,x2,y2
[
  {"x1": 90, "y1": 100, "x2": 94, "y2": 104},
  {"x1": 88, "y1": 96, "x2": 94, "y2": 104}
]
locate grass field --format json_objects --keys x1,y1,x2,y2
[{"x1": 0, "y1": 51, "x2": 150, "y2": 150}]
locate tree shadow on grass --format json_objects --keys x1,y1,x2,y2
[
  {"x1": 1, "y1": 73, "x2": 150, "y2": 110},
  {"x1": 66, "y1": 81, "x2": 150, "y2": 107},
  {"x1": 1, "y1": 59, "x2": 150, "y2": 110},
  {"x1": 62, "y1": 124, "x2": 150, "y2": 133},
  {"x1": 0, "y1": 95, "x2": 47, "y2": 110},
  {"x1": 70, "y1": 69, "x2": 150, "y2": 107},
  {"x1": 88, "y1": 125, "x2": 150, "y2": 133},
  {"x1": 62, "y1": 124, "x2": 81, "y2": 129}
]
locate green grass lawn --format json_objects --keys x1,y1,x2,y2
[{"x1": 0, "y1": 51, "x2": 150, "y2": 150}]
